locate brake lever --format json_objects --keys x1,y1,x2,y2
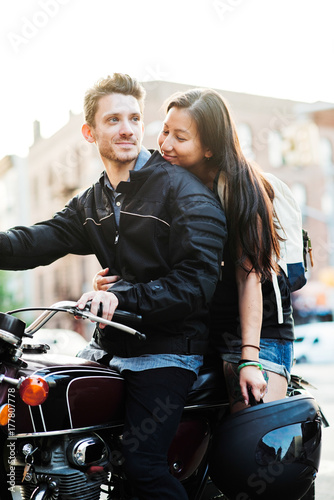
[{"x1": 72, "y1": 305, "x2": 146, "y2": 341}]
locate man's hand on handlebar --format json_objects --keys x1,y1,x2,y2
[{"x1": 76, "y1": 291, "x2": 119, "y2": 329}]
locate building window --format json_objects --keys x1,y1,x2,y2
[
  {"x1": 321, "y1": 192, "x2": 333, "y2": 217},
  {"x1": 38, "y1": 274, "x2": 44, "y2": 304},
  {"x1": 32, "y1": 177, "x2": 39, "y2": 208},
  {"x1": 268, "y1": 131, "x2": 283, "y2": 168},
  {"x1": 320, "y1": 137, "x2": 334, "y2": 219},
  {"x1": 320, "y1": 137, "x2": 333, "y2": 175},
  {"x1": 236, "y1": 123, "x2": 254, "y2": 160},
  {"x1": 48, "y1": 164, "x2": 54, "y2": 188}
]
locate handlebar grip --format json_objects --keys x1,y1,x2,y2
[
  {"x1": 113, "y1": 310, "x2": 142, "y2": 324},
  {"x1": 83, "y1": 301, "x2": 142, "y2": 324}
]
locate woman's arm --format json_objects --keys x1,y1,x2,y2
[{"x1": 236, "y1": 264, "x2": 267, "y2": 405}]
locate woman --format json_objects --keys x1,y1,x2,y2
[{"x1": 94, "y1": 88, "x2": 294, "y2": 413}]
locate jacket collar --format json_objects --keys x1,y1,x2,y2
[
  {"x1": 104, "y1": 150, "x2": 168, "y2": 194},
  {"x1": 99, "y1": 148, "x2": 164, "y2": 191}
]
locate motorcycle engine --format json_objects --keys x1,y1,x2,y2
[{"x1": 12, "y1": 434, "x2": 109, "y2": 500}]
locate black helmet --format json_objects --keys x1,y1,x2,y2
[{"x1": 209, "y1": 394, "x2": 322, "y2": 500}]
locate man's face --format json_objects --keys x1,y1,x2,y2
[{"x1": 89, "y1": 93, "x2": 144, "y2": 165}]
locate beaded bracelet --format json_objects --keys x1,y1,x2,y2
[{"x1": 237, "y1": 361, "x2": 263, "y2": 373}]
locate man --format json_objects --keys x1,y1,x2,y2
[{"x1": 0, "y1": 74, "x2": 227, "y2": 499}]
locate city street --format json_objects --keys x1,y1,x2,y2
[{"x1": 293, "y1": 363, "x2": 334, "y2": 499}]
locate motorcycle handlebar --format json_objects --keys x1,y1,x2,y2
[{"x1": 9, "y1": 301, "x2": 145, "y2": 341}]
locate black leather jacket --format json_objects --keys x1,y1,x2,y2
[{"x1": 0, "y1": 152, "x2": 227, "y2": 356}]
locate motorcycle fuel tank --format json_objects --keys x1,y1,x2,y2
[{"x1": 13, "y1": 353, "x2": 125, "y2": 436}]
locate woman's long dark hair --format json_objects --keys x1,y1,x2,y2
[{"x1": 166, "y1": 88, "x2": 280, "y2": 281}]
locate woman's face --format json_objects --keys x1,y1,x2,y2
[{"x1": 158, "y1": 107, "x2": 212, "y2": 177}]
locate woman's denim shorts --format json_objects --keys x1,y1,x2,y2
[{"x1": 220, "y1": 338, "x2": 294, "y2": 382}]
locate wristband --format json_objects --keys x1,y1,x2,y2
[
  {"x1": 237, "y1": 361, "x2": 263, "y2": 373},
  {"x1": 241, "y1": 344, "x2": 261, "y2": 352}
]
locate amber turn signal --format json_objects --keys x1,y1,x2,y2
[
  {"x1": 19, "y1": 376, "x2": 49, "y2": 406},
  {"x1": 0, "y1": 404, "x2": 10, "y2": 426}
]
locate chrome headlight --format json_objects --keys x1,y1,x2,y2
[{"x1": 67, "y1": 436, "x2": 108, "y2": 467}]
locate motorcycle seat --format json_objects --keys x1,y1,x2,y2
[{"x1": 186, "y1": 355, "x2": 229, "y2": 406}]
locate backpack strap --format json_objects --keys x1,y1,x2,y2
[{"x1": 272, "y1": 270, "x2": 284, "y2": 324}]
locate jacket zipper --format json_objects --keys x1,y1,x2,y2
[{"x1": 114, "y1": 230, "x2": 119, "y2": 245}]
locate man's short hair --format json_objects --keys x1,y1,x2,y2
[{"x1": 84, "y1": 73, "x2": 146, "y2": 127}]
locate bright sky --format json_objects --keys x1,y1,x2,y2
[{"x1": 1, "y1": 0, "x2": 334, "y2": 159}]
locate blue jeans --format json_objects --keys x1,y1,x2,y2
[{"x1": 220, "y1": 338, "x2": 293, "y2": 382}]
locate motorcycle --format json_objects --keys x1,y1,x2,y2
[{"x1": 0, "y1": 301, "x2": 328, "y2": 500}]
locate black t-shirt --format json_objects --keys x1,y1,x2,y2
[{"x1": 209, "y1": 245, "x2": 294, "y2": 353}]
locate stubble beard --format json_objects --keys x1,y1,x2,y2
[{"x1": 99, "y1": 143, "x2": 139, "y2": 165}]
